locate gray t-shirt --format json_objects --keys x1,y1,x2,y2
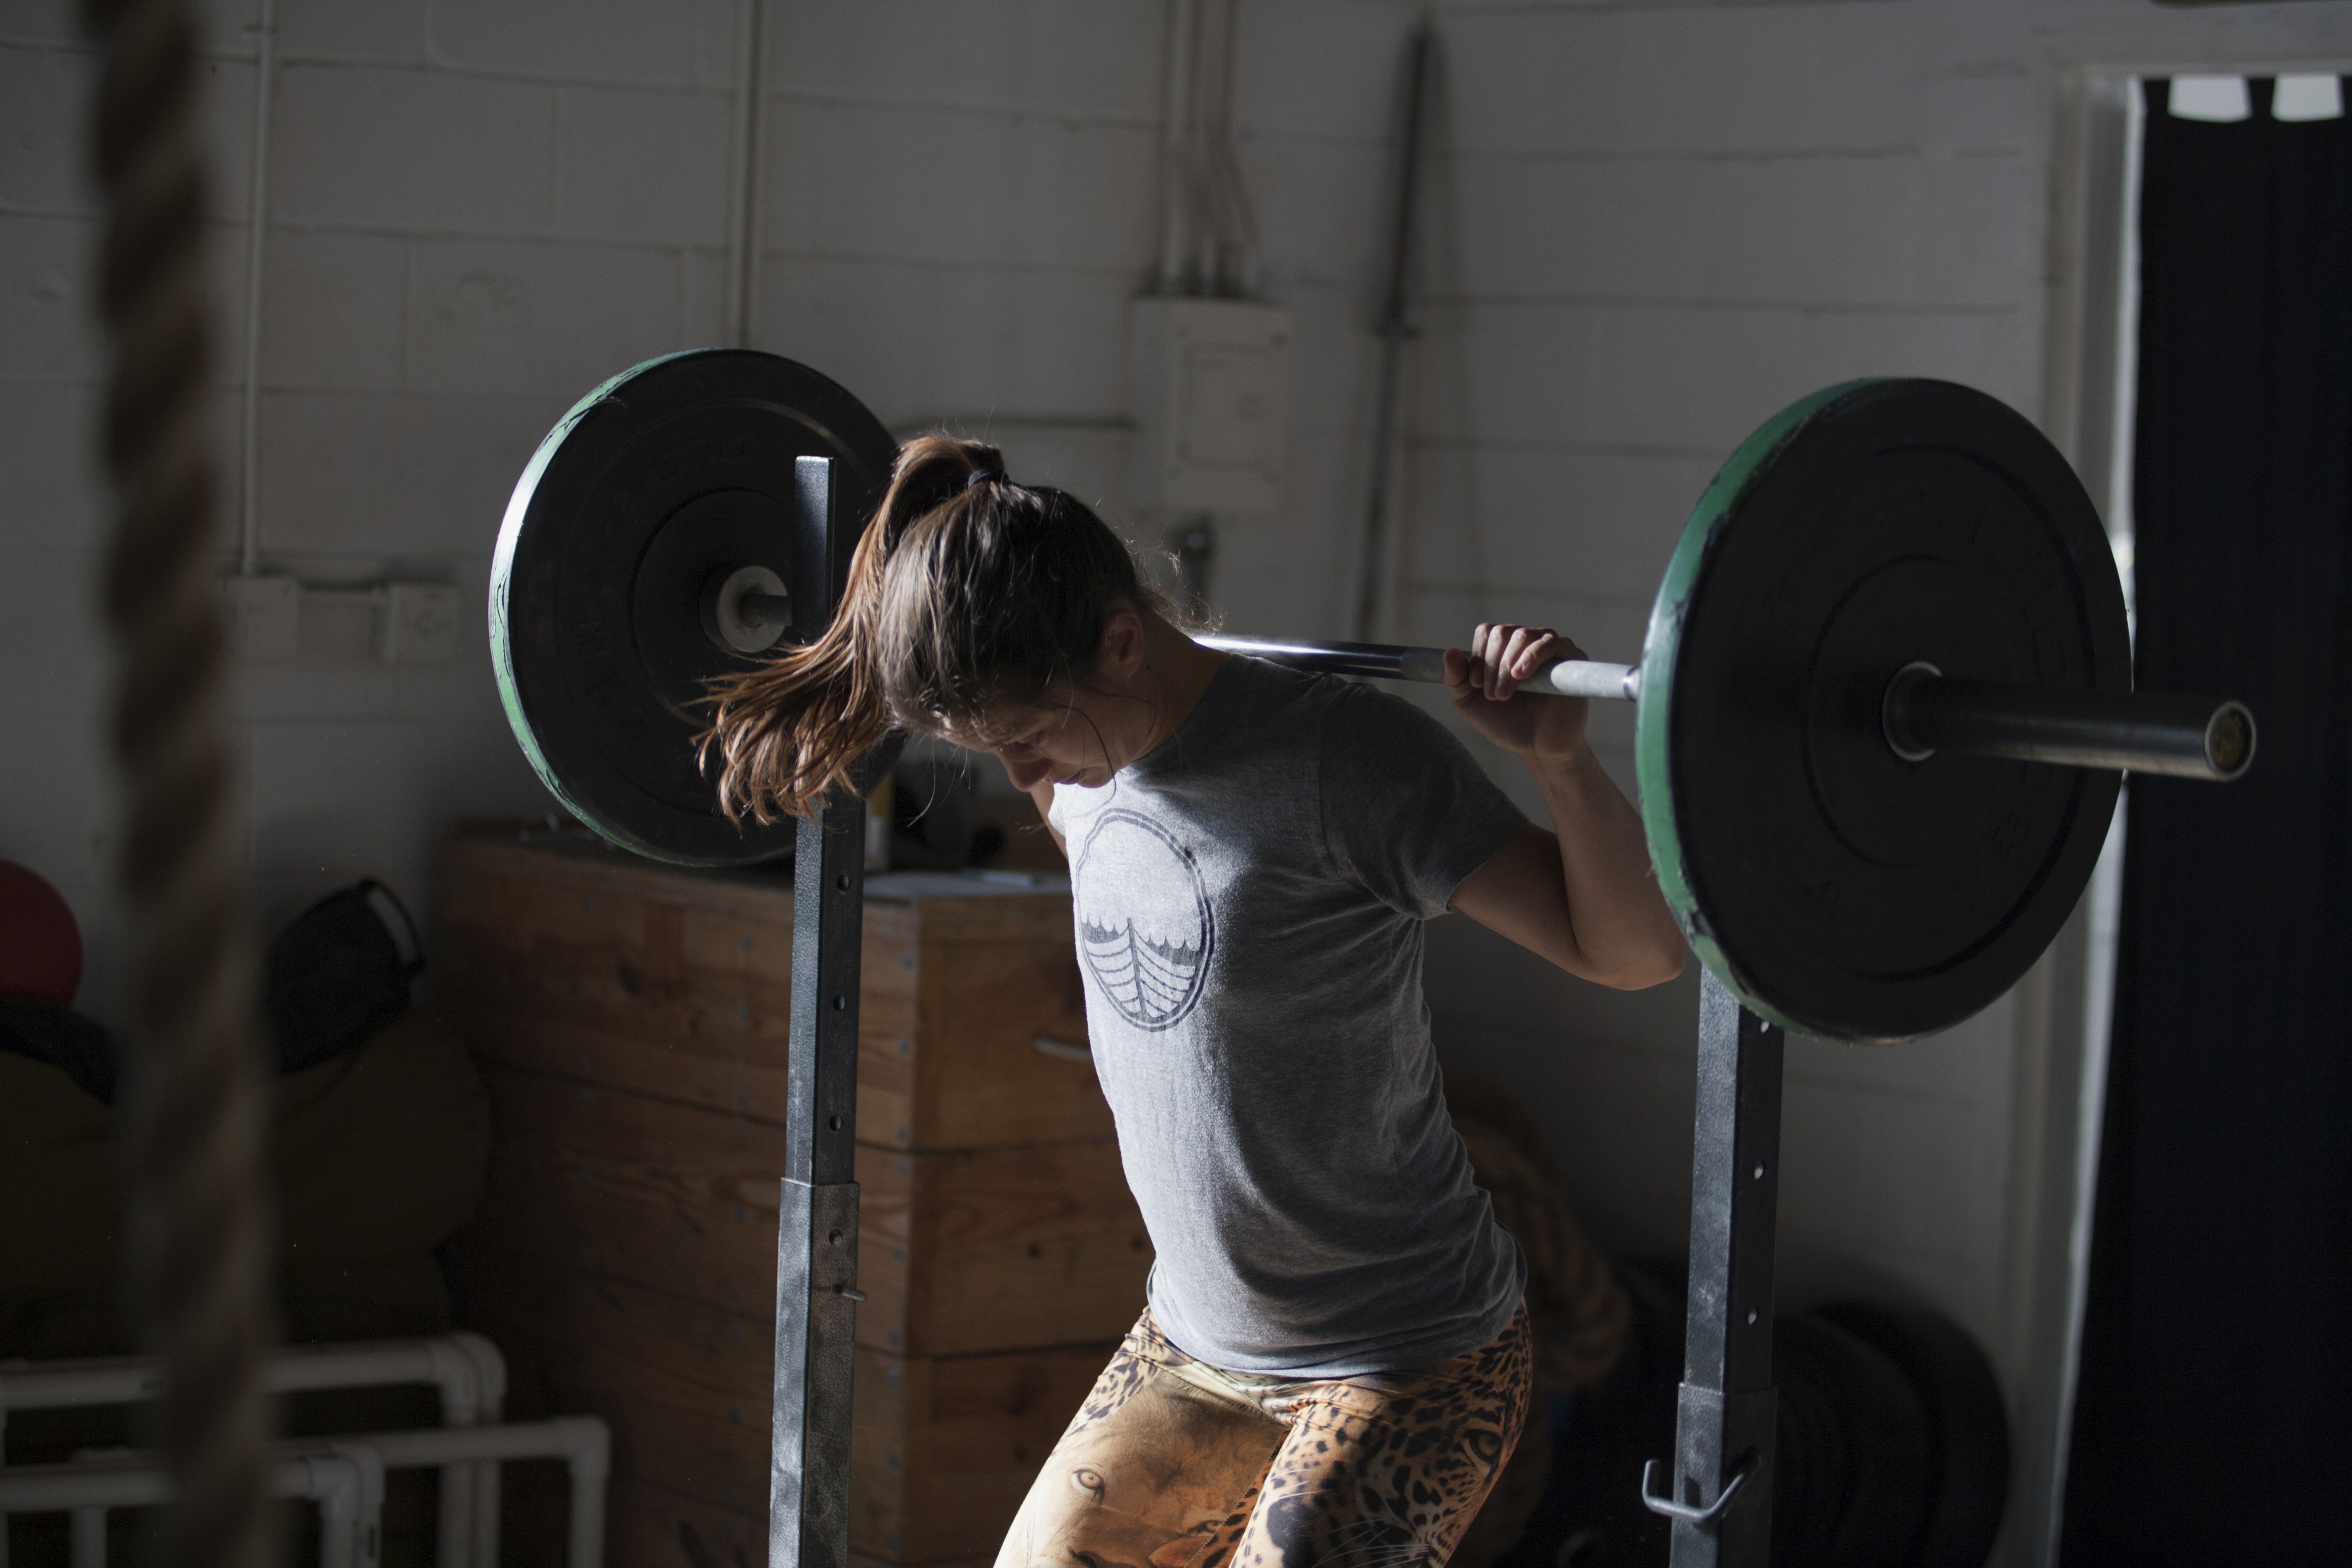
[{"x1": 1048, "y1": 655, "x2": 1531, "y2": 1376}]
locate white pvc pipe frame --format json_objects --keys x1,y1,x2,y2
[
  {"x1": 0, "y1": 1419, "x2": 608, "y2": 1568},
  {"x1": 1, "y1": 1449, "x2": 376, "y2": 1568},
  {"x1": 0, "y1": 1334, "x2": 509, "y2": 1568}
]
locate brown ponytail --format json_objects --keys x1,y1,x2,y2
[{"x1": 700, "y1": 435, "x2": 1174, "y2": 823}]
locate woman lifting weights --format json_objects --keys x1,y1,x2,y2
[{"x1": 704, "y1": 436, "x2": 1685, "y2": 1568}]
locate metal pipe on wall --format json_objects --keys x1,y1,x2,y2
[
  {"x1": 726, "y1": 0, "x2": 769, "y2": 348},
  {"x1": 1192, "y1": 1, "x2": 1222, "y2": 289},
  {"x1": 1353, "y1": 21, "x2": 1438, "y2": 642},
  {"x1": 1156, "y1": 0, "x2": 1197, "y2": 294},
  {"x1": 1157, "y1": 0, "x2": 1257, "y2": 299},
  {"x1": 237, "y1": 0, "x2": 278, "y2": 575},
  {"x1": 1193, "y1": 0, "x2": 1258, "y2": 296}
]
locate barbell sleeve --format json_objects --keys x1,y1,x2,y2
[
  {"x1": 1881, "y1": 663, "x2": 2256, "y2": 781},
  {"x1": 1197, "y1": 635, "x2": 1643, "y2": 701}
]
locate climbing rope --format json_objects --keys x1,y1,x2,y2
[{"x1": 85, "y1": 0, "x2": 279, "y2": 1562}]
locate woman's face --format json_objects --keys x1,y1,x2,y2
[
  {"x1": 971, "y1": 681, "x2": 1153, "y2": 793},
  {"x1": 957, "y1": 605, "x2": 1161, "y2": 793}
]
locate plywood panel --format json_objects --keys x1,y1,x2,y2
[
  {"x1": 465, "y1": 1065, "x2": 786, "y2": 1313},
  {"x1": 457, "y1": 1261, "x2": 770, "y2": 1516},
  {"x1": 443, "y1": 995, "x2": 920, "y2": 1152},
  {"x1": 443, "y1": 830, "x2": 1140, "y2": 1567},
  {"x1": 465, "y1": 1067, "x2": 1148, "y2": 1357},
  {"x1": 456, "y1": 1252, "x2": 1101, "y2": 1566},
  {"x1": 606, "y1": 1474, "x2": 767, "y2": 1568},
  {"x1": 856, "y1": 1141, "x2": 1150, "y2": 1357},
  {"x1": 906, "y1": 938, "x2": 1107, "y2": 1149},
  {"x1": 444, "y1": 833, "x2": 1112, "y2": 1150}
]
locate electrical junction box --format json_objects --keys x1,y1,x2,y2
[
  {"x1": 218, "y1": 575, "x2": 459, "y2": 664},
  {"x1": 1129, "y1": 297, "x2": 1289, "y2": 515}
]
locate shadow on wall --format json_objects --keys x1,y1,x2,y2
[
  {"x1": 1431, "y1": 916, "x2": 1703, "y2": 1259},
  {"x1": 1429, "y1": 908, "x2": 2020, "y2": 1354},
  {"x1": 1444, "y1": 1073, "x2": 2010, "y2": 1568}
]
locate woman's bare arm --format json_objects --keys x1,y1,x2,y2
[{"x1": 1443, "y1": 626, "x2": 1685, "y2": 989}]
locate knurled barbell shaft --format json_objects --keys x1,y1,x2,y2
[
  {"x1": 1200, "y1": 635, "x2": 2256, "y2": 782},
  {"x1": 1197, "y1": 634, "x2": 1643, "y2": 701}
]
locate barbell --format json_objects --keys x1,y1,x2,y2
[
  {"x1": 488, "y1": 352, "x2": 2254, "y2": 1044},
  {"x1": 1194, "y1": 636, "x2": 2251, "y2": 781}
]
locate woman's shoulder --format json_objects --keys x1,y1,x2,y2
[
  {"x1": 1204, "y1": 658, "x2": 1457, "y2": 761},
  {"x1": 1216, "y1": 655, "x2": 1386, "y2": 718},
  {"x1": 1202, "y1": 655, "x2": 1346, "y2": 735}
]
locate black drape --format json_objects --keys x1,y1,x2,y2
[{"x1": 2063, "y1": 78, "x2": 2352, "y2": 1565}]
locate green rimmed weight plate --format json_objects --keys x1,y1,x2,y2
[
  {"x1": 1636, "y1": 380, "x2": 2130, "y2": 1042},
  {"x1": 489, "y1": 350, "x2": 897, "y2": 866}
]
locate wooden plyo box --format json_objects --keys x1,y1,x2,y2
[{"x1": 440, "y1": 828, "x2": 1142, "y2": 1567}]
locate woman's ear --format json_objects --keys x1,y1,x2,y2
[{"x1": 1097, "y1": 603, "x2": 1148, "y2": 683}]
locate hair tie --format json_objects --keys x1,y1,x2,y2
[{"x1": 965, "y1": 467, "x2": 1009, "y2": 491}]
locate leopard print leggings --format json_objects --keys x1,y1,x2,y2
[{"x1": 995, "y1": 1305, "x2": 1533, "y2": 1568}]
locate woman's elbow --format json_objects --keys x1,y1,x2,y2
[
  {"x1": 1583, "y1": 941, "x2": 1687, "y2": 991},
  {"x1": 1642, "y1": 944, "x2": 1689, "y2": 988},
  {"x1": 1552, "y1": 940, "x2": 1684, "y2": 987}
]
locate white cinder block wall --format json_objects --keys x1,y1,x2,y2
[
  {"x1": 1408, "y1": 0, "x2": 2352, "y2": 1398},
  {"x1": 5, "y1": 0, "x2": 2351, "y2": 1552},
  {"x1": 741, "y1": 0, "x2": 1417, "y2": 640},
  {"x1": 1416, "y1": 0, "x2": 2049, "y2": 1351},
  {"x1": 0, "y1": 0, "x2": 1415, "y2": 1012},
  {"x1": 3, "y1": 0, "x2": 753, "y2": 1008}
]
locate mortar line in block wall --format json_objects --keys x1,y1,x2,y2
[
  {"x1": 741, "y1": 247, "x2": 1148, "y2": 279},
  {"x1": 1436, "y1": 145, "x2": 1974, "y2": 168},
  {"x1": 260, "y1": 54, "x2": 746, "y2": 100},
  {"x1": 1401, "y1": 431, "x2": 1934, "y2": 461},
  {"x1": 753, "y1": 88, "x2": 1162, "y2": 133},
  {"x1": 1423, "y1": 291, "x2": 2023, "y2": 316},
  {"x1": 219, "y1": 220, "x2": 733, "y2": 259}
]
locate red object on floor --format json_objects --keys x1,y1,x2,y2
[{"x1": 0, "y1": 859, "x2": 82, "y2": 1005}]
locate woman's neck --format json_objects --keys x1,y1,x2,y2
[{"x1": 1127, "y1": 613, "x2": 1228, "y2": 760}]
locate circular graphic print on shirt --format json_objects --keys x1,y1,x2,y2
[{"x1": 1072, "y1": 808, "x2": 1214, "y2": 1032}]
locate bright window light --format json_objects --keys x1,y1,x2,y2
[
  {"x1": 2169, "y1": 75, "x2": 2250, "y2": 122},
  {"x1": 2273, "y1": 74, "x2": 2344, "y2": 123}
]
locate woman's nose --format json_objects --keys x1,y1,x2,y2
[{"x1": 1003, "y1": 754, "x2": 1051, "y2": 792}]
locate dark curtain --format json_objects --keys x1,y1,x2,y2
[{"x1": 2063, "y1": 78, "x2": 2352, "y2": 1565}]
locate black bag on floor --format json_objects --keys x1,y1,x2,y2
[
  {"x1": 266, "y1": 879, "x2": 424, "y2": 1075},
  {"x1": 0, "y1": 998, "x2": 118, "y2": 1103}
]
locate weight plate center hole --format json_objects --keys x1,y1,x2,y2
[
  {"x1": 1802, "y1": 556, "x2": 2021, "y2": 872},
  {"x1": 705, "y1": 563, "x2": 789, "y2": 655},
  {"x1": 1882, "y1": 660, "x2": 1942, "y2": 762}
]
